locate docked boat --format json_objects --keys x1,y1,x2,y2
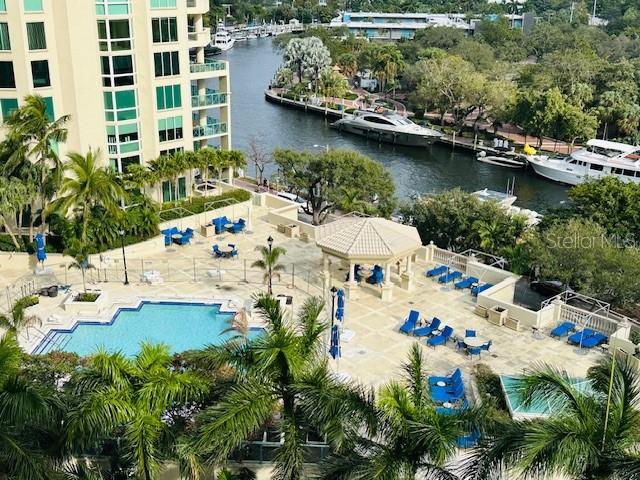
[
  {"x1": 527, "y1": 139, "x2": 640, "y2": 186},
  {"x1": 212, "y1": 23, "x2": 235, "y2": 51},
  {"x1": 332, "y1": 109, "x2": 442, "y2": 147},
  {"x1": 476, "y1": 151, "x2": 527, "y2": 169}
]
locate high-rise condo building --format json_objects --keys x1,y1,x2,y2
[{"x1": 0, "y1": 0, "x2": 231, "y2": 202}]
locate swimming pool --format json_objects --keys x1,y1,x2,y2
[
  {"x1": 500, "y1": 375, "x2": 591, "y2": 419},
  {"x1": 34, "y1": 301, "x2": 262, "y2": 357}
]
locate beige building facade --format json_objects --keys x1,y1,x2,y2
[{"x1": 0, "y1": 0, "x2": 231, "y2": 202}]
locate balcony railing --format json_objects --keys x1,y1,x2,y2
[
  {"x1": 193, "y1": 122, "x2": 227, "y2": 138},
  {"x1": 191, "y1": 89, "x2": 228, "y2": 108},
  {"x1": 190, "y1": 60, "x2": 225, "y2": 74}
]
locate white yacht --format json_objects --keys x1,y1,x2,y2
[
  {"x1": 212, "y1": 23, "x2": 235, "y2": 51},
  {"x1": 332, "y1": 109, "x2": 442, "y2": 147},
  {"x1": 527, "y1": 139, "x2": 640, "y2": 185}
]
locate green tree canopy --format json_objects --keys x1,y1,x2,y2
[{"x1": 273, "y1": 148, "x2": 396, "y2": 225}]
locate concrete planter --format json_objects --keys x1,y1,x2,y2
[
  {"x1": 487, "y1": 306, "x2": 508, "y2": 326},
  {"x1": 63, "y1": 291, "x2": 108, "y2": 316}
]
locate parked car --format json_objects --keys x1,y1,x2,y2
[{"x1": 276, "y1": 191, "x2": 306, "y2": 213}]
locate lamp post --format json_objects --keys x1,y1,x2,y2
[
  {"x1": 119, "y1": 229, "x2": 129, "y2": 285},
  {"x1": 267, "y1": 235, "x2": 274, "y2": 295},
  {"x1": 330, "y1": 286, "x2": 338, "y2": 330}
]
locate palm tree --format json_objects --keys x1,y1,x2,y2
[
  {"x1": 126, "y1": 163, "x2": 152, "y2": 196},
  {"x1": 0, "y1": 177, "x2": 28, "y2": 249},
  {"x1": 148, "y1": 155, "x2": 174, "y2": 204},
  {"x1": 65, "y1": 343, "x2": 207, "y2": 480},
  {"x1": 251, "y1": 243, "x2": 287, "y2": 295},
  {"x1": 196, "y1": 147, "x2": 219, "y2": 196},
  {"x1": 321, "y1": 343, "x2": 481, "y2": 479},
  {"x1": 472, "y1": 219, "x2": 503, "y2": 254},
  {"x1": 4, "y1": 95, "x2": 70, "y2": 235},
  {"x1": 50, "y1": 149, "x2": 126, "y2": 242},
  {"x1": 0, "y1": 297, "x2": 39, "y2": 337},
  {"x1": 192, "y1": 295, "x2": 372, "y2": 480},
  {"x1": 320, "y1": 70, "x2": 348, "y2": 113},
  {"x1": 65, "y1": 240, "x2": 95, "y2": 293},
  {"x1": 0, "y1": 332, "x2": 62, "y2": 479},
  {"x1": 226, "y1": 150, "x2": 247, "y2": 187},
  {"x1": 464, "y1": 355, "x2": 640, "y2": 480}
]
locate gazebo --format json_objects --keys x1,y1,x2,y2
[{"x1": 315, "y1": 217, "x2": 422, "y2": 300}]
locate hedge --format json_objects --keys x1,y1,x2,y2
[{"x1": 160, "y1": 189, "x2": 251, "y2": 221}]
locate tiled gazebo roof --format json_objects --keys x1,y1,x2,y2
[{"x1": 315, "y1": 217, "x2": 422, "y2": 260}]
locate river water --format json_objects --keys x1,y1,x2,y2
[{"x1": 221, "y1": 38, "x2": 568, "y2": 211}]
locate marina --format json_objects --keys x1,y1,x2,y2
[{"x1": 224, "y1": 39, "x2": 569, "y2": 211}]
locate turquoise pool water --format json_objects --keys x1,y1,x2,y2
[
  {"x1": 34, "y1": 301, "x2": 262, "y2": 357},
  {"x1": 500, "y1": 375, "x2": 591, "y2": 419}
]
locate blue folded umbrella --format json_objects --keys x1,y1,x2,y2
[
  {"x1": 35, "y1": 233, "x2": 47, "y2": 264},
  {"x1": 329, "y1": 325, "x2": 341, "y2": 359},
  {"x1": 336, "y1": 307, "x2": 344, "y2": 321}
]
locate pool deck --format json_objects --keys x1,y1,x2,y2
[{"x1": 16, "y1": 205, "x2": 602, "y2": 390}]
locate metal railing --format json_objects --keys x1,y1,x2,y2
[
  {"x1": 193, "y1": 122, "x2": 227, "y2": 138},
  {"x1": 191, "y1": 91, "x2": 228, "y2": 108},
  {"x1": 190, "y1": 61, "x2": 226, "y2": 74}
]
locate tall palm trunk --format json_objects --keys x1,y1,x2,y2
[{"x1": 2, "y1": 220, "x2": 20, "y2": 249}]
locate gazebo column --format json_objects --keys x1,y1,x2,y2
[
  {"x1": 322, "y1": 253, "x2": 331, "y2": 294},
  {"x1": 381, "y1": 262, "x2": 393, "y2": 301},
  {"x1": 400, "y1": 255, "x2": 414, "y2": 291},
  {"x1": 343, "y1": 261, "x2": 359, "y2": 300}
]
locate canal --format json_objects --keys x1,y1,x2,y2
[{"x1": 221, "y1": 38, "x2": 569, "y2": 211}]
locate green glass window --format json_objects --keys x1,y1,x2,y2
[
  {"x1": 152, "y1": 17, "x2": 177, "y2": 43},
  {"x1": 26, "y1": 22, "x2": 46, "y2": 50},
  {"x1": 115, "y1": 90, "x2": 136, "y2": 109},
  {"x1": 0, "y1": 24, "x2": 10, "y2": 50},
  {"x1": 0, "y1": 98, "x2": 18, "y2": 120},
  {"x1": 31, "y1": 60, "x2": 50, "y2": 88},
  {"x1": 103, "y1": 91, "x2": 113, "y2": 109},
  {"x1": 23, "y1": 0, "x2": 43, "y2": 12},
  {"x1": 43, "y1": 96, "x2": 54, "y2": 121},
  {"x1": 155, "y1": 85, "x2": 181, "y2": 110},
  {"x1": 178, "y1": 177, "x2": 186, "y2": 199},
  {"x1": 151, "y1": 0, "x2": 177, "y2": 8},
  {"x1": 0, "y1": 1, "x2": 6, "y2": 12},
  {"x1": 95, "y1": 0, "x2": 129, "y2": 15},
  {"x1": 162, "y1": 180, "x2": 172, "y2": 202},
  {"x1": 158, "y1": 115, "x2": 183, "y2": 142}
]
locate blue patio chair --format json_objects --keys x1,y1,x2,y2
[
  {"x1": 438, "y1": 271, "x2": 462, "y2": 283},
  {"x1": 413, "y1": 317, "x2": 441, "y2": 337},
  {"x1": 399, "y1": 310, "x2": 420, "y2": 334},
  {"x1": 367, "y1": 265, "x2": 384, "y2": 285},
  {"x1": 581, "y1": 332, "x2": 607, "y2": 348},
  {"x1": 455, "y1": 276, "x2": 479, "y2": 289},
  {"x1": 550, "y1": 321, "x2": 576, "y2": 338},
  {"x1": 568, "y1": 329, "x2": 595, "y2": 345},
  {"x1": 426, "y1": 265, "x2": 447, "y2": 277},
  {"x1": 212, "y1": 216, "x2": 229, "y2": 234},
  {"x1": 212, "y1": 244, "x2": 225, "y2": 258},
  {"x1": 230, "y1": 219, "x2": 245, "y2": 234},
  {"x1": 481, "y1": 340, "x2": 492, "y2": 352},
  {"x1": 467, "y1": 346, "x2": 482, "y2": 359},
  {"x1": 427, "y1": 325, "x2": 453, "y2": 347},
  {"x1": 456, "y1": 338, "x2": 467, "y2": 350},
  {"x1": 429, "y1": 368, "x2": 461, "y2": 387},
  {"x1": 465, "y1": 329, "x2": 476, "y2": 338}
]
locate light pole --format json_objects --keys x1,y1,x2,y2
[
  {"x1": 330, "y1": 286, "x2": 337, "y2": 330},
  {"x1": 119, "y1": 229, "x2": 129, "y2": 285},
  {"x1": 267, "y1": 235, "x2": 274, "y2": 295}
]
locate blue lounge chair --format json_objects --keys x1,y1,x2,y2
[
  {"x1": 550, "y1": 321, "x2": 576, "y2": 338},
  {"x1": 399, "y1": 310, "x2": 420, "y2": 334},
  {"x1": 471, "y1": 283, "x2": 493, "y2": 296},
  {"x1": 568, "y1": 329, "x2": 595, "y2": 345},
  {"x1": 581, "y1": 332, "x2": 607, "y2": 348},
  {"x1": 427, "y1": 325, "x2": 453, "y2": 347},
  {"x1": 432, "y1": 381, "x2": 464, "y2": 403},
  {"x1": 429, "y1": 368, "x2": 461, "y2": 387},
  {"x1": 455, "y1": 276, "x2": 479, "y2": 289},
  {"x1": 457, "y1": 429, "x2": 480, "y2": 448},
  {"x1": 431, "y1": 375, "x2": 463, "y2": 396},
  {"x1": 438, "y1": 271, "x2": 462, "y2": 283},
  {"x1": 426, "y1": 265, "x2": 447, "y2": 277},
  {"x1": 413, "y1": 317, "x2": 441, "y2": 337}
]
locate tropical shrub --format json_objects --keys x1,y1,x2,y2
[{"x1": 160, "y1": 189, "x2": 251, "y2": 220}]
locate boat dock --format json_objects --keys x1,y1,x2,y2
[{"x1": 230, "y1": 22, "x2": 304, "y2": 39}]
